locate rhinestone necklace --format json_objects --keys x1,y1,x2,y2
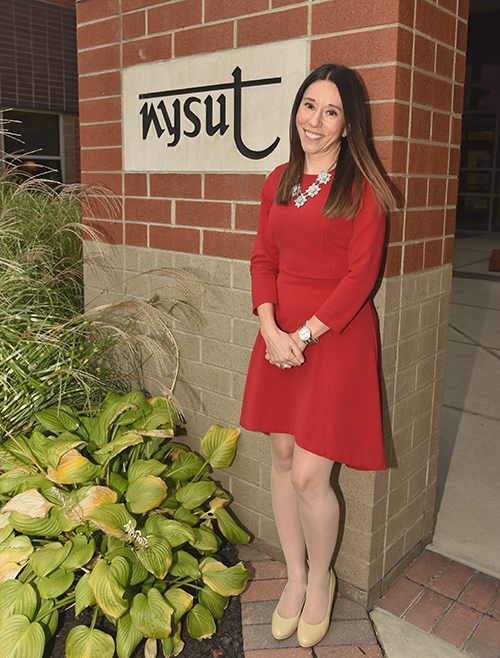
[{"x1": 292, "y1": 159, "x2": 338, "y2": 209}]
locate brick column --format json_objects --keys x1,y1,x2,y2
[{"x1": 77, "y1": 0, "x2": 468, "y2": 606}]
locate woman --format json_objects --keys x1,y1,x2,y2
[{"x1": 239, "y1": 64, "x2": 395, "y2": 647}]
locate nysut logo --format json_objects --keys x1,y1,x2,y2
[{"x1": 139, "y1": 66, "x2": 282, "y2": 161}]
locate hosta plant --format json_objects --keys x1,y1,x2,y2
[{"x1": 0, "y1": 390, "x2": 250, "y2": 658}]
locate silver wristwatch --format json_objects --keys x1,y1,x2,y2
[{"x1": 298, "y1": 321, "x2": 319, "y2": 345}]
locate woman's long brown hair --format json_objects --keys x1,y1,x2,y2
[{"x1": 275, "y1": 64, "x2": 396, "y2": 220}]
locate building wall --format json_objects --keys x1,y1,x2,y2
[{"x1": 78, "y1": 0, "x2": 468, "y2": 606}]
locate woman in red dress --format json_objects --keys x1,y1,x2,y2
[{"x1": 240, "y1": 64, "x2": 396, "y2": 647}]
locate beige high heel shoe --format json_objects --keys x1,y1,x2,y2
[
  {"x1": 271, "y1": 587, "x2": 306, "y2": 640},
  {"x1": 297, "y1": 568, "x2": 336, "y2": 647}
]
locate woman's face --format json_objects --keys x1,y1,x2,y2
[{"x1": 295, "y1": 79, "x2": 346, "y2": 166}]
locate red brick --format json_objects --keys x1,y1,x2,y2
[
  {"x1": 245, "y1": 560, "x2": 288, "y2": 581},
  {"x1": 453, "y1": 84, "x2": 464, "y2": 115},
  {"x1": 424, "y1": 239, "x2": 443, "y2": 269},
  {"x1": 150, "y1": 174, "x2": 201, "y2": 199},
  {"x1": 123, "y1": 0, "x2": 161, "y2": 10},
  {"x1": 414, "y1": 34, "x2": 435, "y2": 73},
  {"x1": 405, "y1": 550, "x2": 450, "y2": 587},
  {"x1": 459, "y1": 573, "x2": 500, "y2": 614},
  {"x1": 122, "y1": 11, "x2": 146, "y2": 39},
  {"x1": 312, "y1": 0, "x2": 400, "y2": 34},
  {"x1": 435, "y1": 44, "x2": 455, "y2": 80},
  {"x1": 77, "y1": 0, "x2": 119, "y2": 24},
  {"x1": 83, "y1": 218, "x2": 123, "y2": 244},
  {"x1": 78, "y1": 71, "x2": 121, "y2": 100},
  {"x1": 437, "y1": 0, "x2": 457, "y2": 11},
  {"x1": 312, "y1": 27, "x2": 412, "y2": 69},
  {"x1": 83, "y1": 195, "x2": 122, "y2": 221},
  {"x1": 245, "y1": 648, "x2": 314, "y2": 658},
  {"x1": 238, "y1": 7, "x2": 308, "y2": 47},
  {"x1": 447, "y1": 178, "x2": 459, "y2": 207},
  {"x1": 149, "y1": 225, "x2": 200, "y2": 254},
  {"x1": 490, "y1": 594, "x2": 500, "y2": 621},
  {"x1": 410, "y1": 107, "x2": 432, "y2": 141},
  {"x1": 81, "y1": 172, "x2": 123, "y2": 195},
  {"x1": 458, "y1": 0, "x2": 469, "y2": 20},
  {"x1": 148, "y1": 0, "x2": 202, "y2": 33},
  {"x1": 404, "y1": 241, "x2": 424, "y2": 274},
  {"x1": 125, "y1": 173, "x2": 148, "y2": 197},
  {"x1": 465, "y1": 615, "x2": 500, "y2": 658},
  {"x1": 383, "y1": 244, "x2": 402, "y2": 278},
  {"x1": 175, "y1": 23, "x2": 233, "y2": 58},
  {"x1": 433, "y1": 602, "x2": 482, "y2": 649},
  {"x1": 81, "y1": 147, "x2": 122, "y2": 172},
  {"x1": 428, "y1": 178, "x2": 447, "y2": 206},
  {"x1": 80, "y1": 122, "x2": 122, "y2": 148},
  {"x1": 412, "y1": 71, "x2": 453, "y2": 112},
  {"x1": 407, "y1": 178, "x2": 428, "y2": 208},
  {"x1": 203, "y1": 230, "x2": 255, "y2": 260},
  {"x1": 370, "y1": 103, "x2": 409, "y2": 138},
  {"x1": 123, "y1": 35, "x2": 171, "y2": 67},
  {"x1": 176, "y1": 201, "x2": 231, "y2": 229},
  {"x1": 375, "y1": 140, "x2": 408, "y2": 175},
  {"x1": 77, "y1": 17, "x2": 120, "y2": 50},
  {"x1": 376, "y1": 577, "x2": 424, "y2": 617},
  {"x1": 449, "y1": 145, "x2": 461, "y2": 177},
  {"x1": 79, "y1": 45, "x2": 120, "y2": 75},
  {"x1": 80, "y1": 96, "x2": 121, "y2": 124},
  {"x1": 236, "y1": 204, "x2": 259, "y2": 231},
  {"x1": 316, "y1": 647, "x2": 383, "y2": 657},
  {"x1": 361, "y1": 66, "x2": 412, "y2": 104},
  {"x1": 241, "y1": 578, "x2": 287, "y2": 603},
  {"x1": 205, "y1": 174, "x2": 265, "y2": 201},
  {"x1": 432, "y1": 112, "x2": 450, "y2": 144},
  {"x1": 126, "y1": 222, "x2": 148, "y2": 247},
  {"x1": 456, "y1": 18, "x2": 468, "y2": 52},
  {"x1": 205, "y1": 0, "x2": 268, "y2": 21},
  {"x1": 406, "y1": 209, "x2": 445, "y2": 241},
  {"x1": 409, "y1": 143, "x2": 450, "y2": 176},
  {"x1": 415, "y1": 0, "x2": 456, "y2": 46},
  {"x1": 387, "y1": 210, "x2": 403, "y2": 243},
  {"x1": 451, "y1": 116, "x2": 462, "y2": 145},
  {"x1": 125, "y1": 197, "x2": 171, "y2": 224},
  {"x1": 404, "y1": 588, "x2": 452, "y2": 632},
  {"x1": 455, "y1": 52, "x2": 466, "y2": 87},
  {"x1": 443, "y1": 236, "x2": 454, "y2": 264},
  {"x1": 445, "y1": 208, "x2": 456, "y2": 234},
  {"x1": 272, "y1": 0, "x2": 308, "y2": 5}
]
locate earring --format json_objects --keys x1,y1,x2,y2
[{"x1": 342, "y1": 130, "x2": 347, "y2": 138}]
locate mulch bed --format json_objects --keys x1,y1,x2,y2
[{"x1": 46, "y1": 543, "x2": 244, "y2": 658}]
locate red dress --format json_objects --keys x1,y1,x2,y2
[{"x1": 239, "y1": 164, "x2": 386, "y2": 471}]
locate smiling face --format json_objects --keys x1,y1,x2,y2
[{"x1": 295, "y1": 79, "x2": 346, "y2": 174}]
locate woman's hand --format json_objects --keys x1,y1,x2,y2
[{"x1": 262, "y1": 326, "x2": 304, "y2": 368}]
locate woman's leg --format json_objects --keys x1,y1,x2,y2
[
  {"x1": 291, "y1": 444, "x2": 340, "y2": 625},
  {"x1": 270, "y1": 433, "x2": 308, "y2": 618}
]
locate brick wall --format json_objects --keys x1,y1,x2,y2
[{"x1": 78, "y1": 0, "x2": 468, "y2": 605}]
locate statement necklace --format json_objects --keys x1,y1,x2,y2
[{"x1": 292, "y1": 159, "x2": 338, "y2": 209}]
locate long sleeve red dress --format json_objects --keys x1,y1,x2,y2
[{"x1": 239, "y1": 164, "x2": 387, "y2": 471}]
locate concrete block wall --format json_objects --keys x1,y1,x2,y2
[{"x1": 78, "y1": 0, "x2": 468, "y2": 606}]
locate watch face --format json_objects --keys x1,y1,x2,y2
[{"x1": 298, "y1": 326, "x2": 310, "y2": 342}]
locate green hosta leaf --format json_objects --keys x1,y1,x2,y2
[
  {"x1": 74, "y1": 573, "x2": 96, "y2": 617},
  {"x1": 9, "y1": 508, "x2": 61, "y2": 537},
  {"x1": 0, "y1": 614, "x2": 45, "y2": 658},
  {"x1": 64, "y1": 486, "x2": 117, "y2": 522},
  {"x1": 109, "y1": 472, "x2": 128, "y2": 497},
  {"x1": 47, "y1": 449, "x2": 101, "y2": 485},
  {"x1": 30, "y1": 541, "x2": 73, "y2": 578},
  {"x1": 87, "y1": 503, "x2": 133, "y2": 541},
  {"x1": 200, "y1": 559, "x2": 249, "y2": 596},
  {"x1": 192, "y1": 526, "x2": 220, "y2": 553},
  {"x1": 173, "y1": 506, "x2": 199, "y2": 526},
  {"x1": 0, "y1": 470, "x2": 35, "y2": 495},
  {"x1": 45, "y1": 432, "x2": 86, "y2": 470},
  {"x1": 37, "y1": 599, "x2": 58, "y2": 641},
  {"x1": 66, "y1": 625, "x2": 115, "y2": 658},
  {"x1": 201, "y1": 425, "x2": 240, "y2": 470},
  {"x1": 127, "y1": 459, "x2": 166, "y2": 483},
  {"x1": 60, "y1": 536, "x2": 96, "y2": 571},
  {"x1": 93, "y1": 432, "x2": 143, "y2": 460},
  {"x1": 104, "y1": 548, "x2": 147, "y2": 585},
  {"x1": 88, "y1": 558, "x2": 128, "y2": 620},
  {"x1": 147, "y1": 397, "x2": 181, "y2": 424},
  {"x1": 125, "y1": 476, "x2": 167, "y2": 514},
  {"x1": 164, "y1": 452, "x2": 208, "y2": 481},
  {"x1": 143, "y1": 515, "x2": 195, "y2": 547},
  {"x1": 0, "y1": 438, "x2": 33, "y2": 470},
  {"x1": 144, "y1": 637, "x2": 157, "y2": 658},
  {"x1": 161, "y1": 622, "x2": 184, "y2": 658},
  {"x1": 130, "y1": 588, "x2": 173, "y2": 639},
  {"x1": 0, "y1": 581, "x2": 37, "y2": 622},
  {"x1": 0, "y1": 525, "x2": 14, "y2": 546},
  {"x1": 37, "y1": 568, "x2": 74, "y2": 599},
  {"x1": 36, "y1": 406, "x2": 79, "y2": 432},
  {"x1": 208, "y1": 496, "x2": 231, "y2": 512},
  {"x1": 116, "y1": 612, "x2": 143, "y2": 658},
  {"x1": 186, "y1": 603, "x2": 216, "y2": 640},
  {"x1": 132, "y1": 407, "x2": 179, "y2": 432},
  {"x1": 136, "y1": 537, "x2": 172, "y2": 579},
  {"x1": 0, "y1": 535, "x2": 33, "y2": 584},
  {"x1": 175, "y1": 480, "x2": 217, "y2": 510},
  {"x1": 169, "y1": 550, "x2": 201, "y2": 580},
  {"x1": 110, "y1": 556, "x2": 130, "y2": 588},
  {"x1": 198, "y1": 586, "x2": 229, "y2": 620},
  {"x1": 164, "y1": 588, "x2": 194, "y2": 626},
  {"x1": 214, "y1": 507, "x2": 250, "y2": 545}
]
